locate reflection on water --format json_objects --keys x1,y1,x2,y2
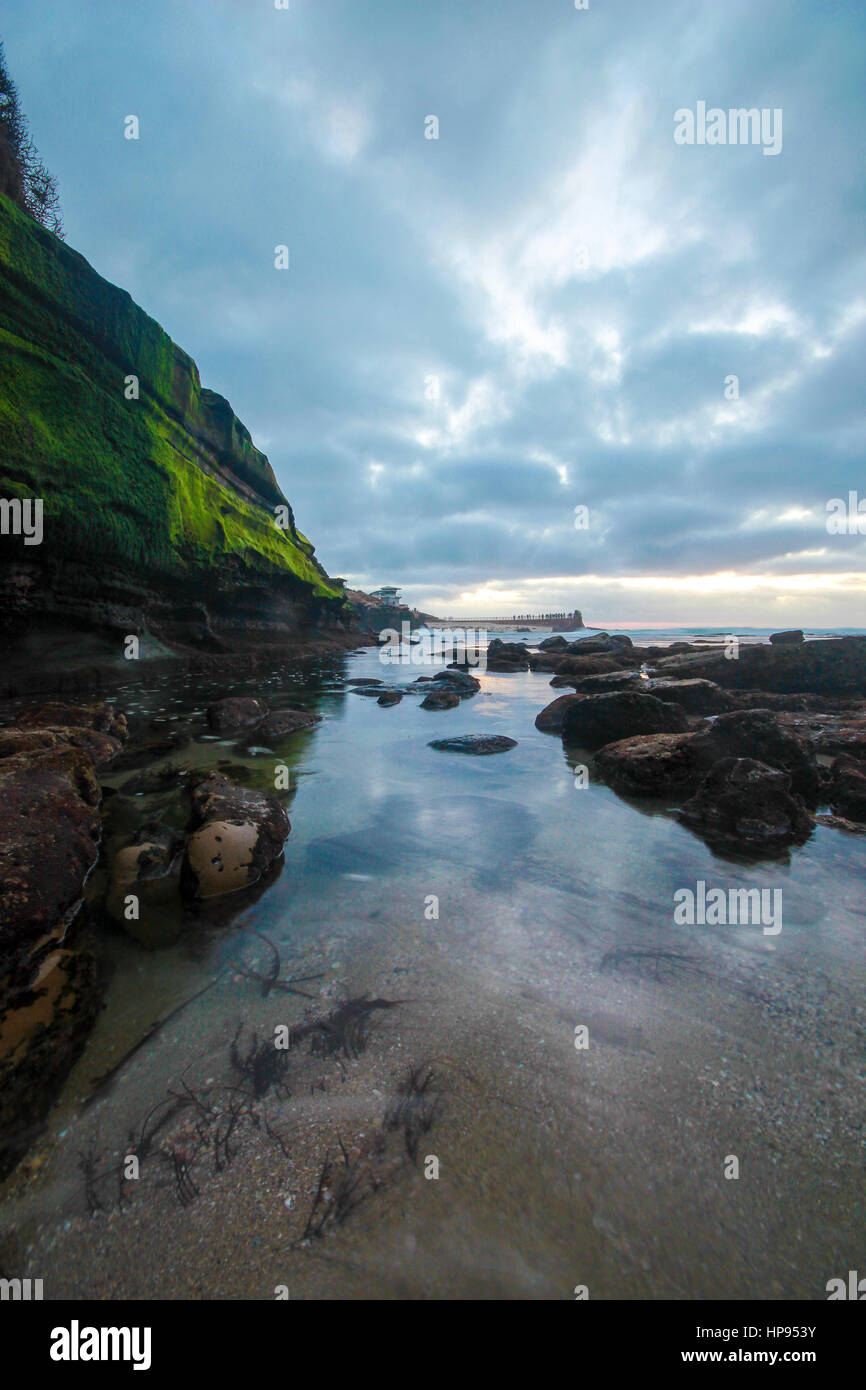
[{"x1": 1, "y1": 632, "x2": 864, "y2": 1299}]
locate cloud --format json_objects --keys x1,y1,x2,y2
[{"x1": 5, "y1": 0, "x2": 865, "y2": 623}]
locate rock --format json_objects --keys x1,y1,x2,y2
[
  {"x1": 0, "y1": 725, "x2": 122, "y2": 767},
  {"x1": 594, "y1": 733, "x2": 698, "y2": 797},
  {"x1": 106, "y1": 823, "x2": 186, "y2": 933},
  {"x1": 678, "y1": 757, "x2": 813, "y2": 850},
  {"x1": 120, "y1": 762, "x2": 192, "y2": 795},
  {"x1": 535, "y1": 695, "x2": 581, "y2": 733},
  {"x1": 0, "y1": 948, "x2": 101, "y2": 1179},
  {"x1": 828, "y1": 754, "x2": 866, "y2": 823},
  {"x1": 549, "y1": 655, "x2": 631, "y2": 682},
  {"x1": 346, "y1": 678, "x2": 383, "y2": 686},
  {"x1": 561, "y1": 671, "x2": 645, "y2": 696},
  {"x1": 566, "y1": 634, "x2": 633, "y2": 656},
  {"x1": 428, "y1": 735, "x2": 517, "y2": 755},
  {"x1": 376, "y1": 690, "x2": 403, "y2": 706},
  {"x1": 251, "y1": 709, "x2": 321, "y2": 741},
  {"x1": 13, "y1": 700, "x2": 128, "y2": 742},
  {"x1": 689, "y1": 709, "x2": 819, "y2": 804},
  {"x1": 776, "y1": 711, "x2": 866, "y2": 758},
  {"x1": 437, "y1": 669, "x2": 482, "y2": 693},
  {"x1": 184, "y1": 772, "x2": 289, "y2": 899},
  {"x1": 485, "y1": 639, "x2": 530, "y2": 671},
  {"x1": 648, "y1": 679, "x2": 736, "y2": 715},
  {"x1": 0, "y1": 745, "x2": 101, "y2": 987},
  {"x1": 770, "y1": 629, "x2": 805, "y2": 645},
  {"x1": 561, "y1": 692, "x2": 689, "y2": 750},
  {"x1": 654, "y1": 635, "x2": 866, "y2": 697},
  {"x1": 421, "y1": 689, "x2": 460, "y2": 710},
  {"x1": 206, "y1": 697, "x2": 268, "y2": 734},
  {"x1": 538, "y1": 635, "x2": 569, "y2": 651},
  {"x1": 816, "y1": 813, "x2": 866, "y2": 835}
]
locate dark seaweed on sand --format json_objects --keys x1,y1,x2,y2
[
  {"x1": 289, "y1": 995, "x2": 401, "y2": 1059},
  {"x1": 599, "y1": 946, "x2": 707, "y2": 983},
  {"x1": 383, "y1": 1065, "x2": 440, "y2": 1164}
]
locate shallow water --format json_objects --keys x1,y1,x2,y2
[{"x1": 1, "y1": 631, "x2": 864, "y2": 1299}]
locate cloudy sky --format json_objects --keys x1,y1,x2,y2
[{"x1": 5, "y1": 0, "x2": 865, "y2": 626}]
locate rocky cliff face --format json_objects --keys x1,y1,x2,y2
[{"x1": 0, "y1": 193, "x2": 350, "y2": 667}]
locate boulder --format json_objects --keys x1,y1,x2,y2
[
  {"x1": 13, "y1": 700, "x2": 128, "y2": 743},
  {"x1": 535, "y1": 695, "x2": 581, "y2": 733},
  {"x1": 689, "y1": 709, "x2": 820, "y2": 804},
  {"x1": 0, "y1": 745, "x2": 101, "y2": 986},
  {"x1": 566, "y1": 634, "x2": 633, "y2": 656},
  {"x1": 428, "y1": 735, "x2": 517, "y2": 755},
  {"x1": 564, "y1": 672, "x2": 645, "y2": 696},
  {"x1": 421, "y1": 689, "x2": 460, "y2": 710},
  {"x1": 0, "y1": 725, "x2": 122, "y2": 767},
  {"x1": 485, "y1": 639, "x2": 530, "y2": 671},
  {"x1": 377, "y1": 690, "x2": 403, "y2": 707},
  {"x1": 206, "y1": 696, "x2": 268, "y2": 734},
  {"x1": 828, "y1": 754, "x2": 866, "y2": 823},
  {"x1": 594, "y1": 733, "x2": 698, "y2": 797},
  {"x1": 769, "y1": 629, "x2": 804, "y2": 645},
  {"x1": 0, "y1": 948, "x2": 101, "y2": 1179},
  {"x1": 648, "y1": 679, "x2": 735, "y2": 715},
  {"x1": 437, "y1": 668, "x2": 482, "y2": 693},
  {"x1": 678, "y1": 757, "x2": 813, "y2": 850},
  {"x1": 250, "y1": 709, "x2": 321, "y2": 741},
  {"x1": 549, "y1": 655, "x2": 629, "y2": 683},
  {"x1": 561, "y1": 692, "x2": 689, "y2": 750},
  {"x1": 184, "y1": 772, "x2": 289, "y2": 899},
  {"x1": 654, "y1": 636, "x2": 866, "y2": 697},
  {"x1": 346, "y1": 678, "x2": 383, "y2": 687},
  {"x1": 106, "y1": 823, "x2": 186, "y2": 930},
  {"x1": 538, "y1": 635, "x2": 569, "y2": 651}
]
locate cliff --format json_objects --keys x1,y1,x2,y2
[{"x1": 0, "y1": 193, "x2": 350, "y2": 669}]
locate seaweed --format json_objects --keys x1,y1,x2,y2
[
  {"x1": 289, "y1": 995, "x2": 401, "y2": 1060},
  {"x1": 383, "y1": 1065, "x2": 440, "y2": 1164},
  {"x1": 230, "y1": 1022, "x2": 290, "y2": 1099},
  {"x1": 598, "y1": 947, "x2": 706, "y2": 983}
]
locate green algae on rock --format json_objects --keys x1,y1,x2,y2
[{"x1": 0, "y1": 192, "x2": 348, "y2": 652}]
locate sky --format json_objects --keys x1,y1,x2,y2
[{"x1": 3, "y1": 0, "x2": 865, "y2": 626}]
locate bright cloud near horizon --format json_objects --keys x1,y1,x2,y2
[{"x1": 6, "y1": 0, "x2": 865, "y2": 625}]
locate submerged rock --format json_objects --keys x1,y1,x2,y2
[
  {"x1": 106, "y1": 823, "x2": 186, "y2": 936},
  {"x1": 0, "y1": 948, "x2": 101, "y2": 1179},
  {"x1": 678, "y1": 757, "x2": 813, "y2": 850},
  {"x1": 251, "y1": 709, "x2": 321, "y2": 741},
  {"x1": 437, "y1": 668, "x2": 482, "y2": 693},
  {"x1": 184, "y1": 772, "x2": 290, "y2": 899},
  {"x1": 421, "y1": 689, "x2": 460, "y2": 710},
  {"x1": 377, "y1": 690, "x2": 403, "y2": 706},
  {"x1": 561, "y1": 692, "x2": 689, "y2": 750},
  {"x1": 206, "y1": 696, "x2": 268, "y2": 734},
  {"x1": 428, "y1": 735, "x2": 517, "y2": 755}
]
